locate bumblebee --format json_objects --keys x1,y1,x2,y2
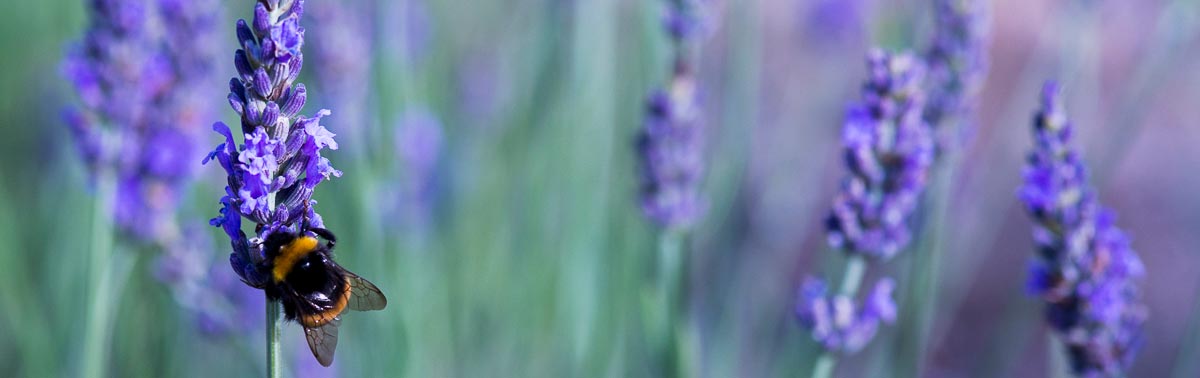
[{"x1": 262, "y1": 227, "x2": 387, "y2": 367}]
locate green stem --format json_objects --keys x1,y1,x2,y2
[
  {"x1": 81, "y1": 170, "x2": 116, "y2": 378},
  {"x1": 659, "y1": 230, "x2": 689, "y2": 377},
  {"x1": 896, "y1": 148, "x2": 959, "y2": 376},
  {"x1": 266, "y1": 192, "x2": 281, "y2": 378},
  {"x1": 811, "y1": 255, "x2": 867, "y2": 378},
  {"x1": 838, "y1": 255, "x2": 867, "y2": 296},
  {"x1": 1048, "y1": 334, "x2": 1070, "y2": 378},
  {"x1": 267, "y1": 297, "x2": 282, "y2": 378},
  {"x1": 1170, "y1": 283, "x2": 1200, "y2": 377}
]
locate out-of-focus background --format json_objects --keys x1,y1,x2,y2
[{"x1": 2, "y1": 0, "x2": 1200, "y2": 377}]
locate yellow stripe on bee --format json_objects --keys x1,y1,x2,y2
[{"x1": 272, "y1": 236, "x2": 319, "y2": 282}]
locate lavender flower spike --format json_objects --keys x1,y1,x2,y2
[
  {"x1": 63, "y1": 0, "x2": 221, "y2": 243},
  {"x1": 637, "y1": 73, "x2": 705, "y2": 230},
  {"x1": 796, "y1": 277, "x2": 897, "y2": 353},
  {"x1": 636, "y1": 0, "x2": 711, "y2": 231},
  {"x1": 826, "y1": 49, "x2": 935, "y2": 260},
  {"x1": 205, "y1": 0, "x2": 342, "y2": 288},
  {"x1": 924, "y1": 0, "x2": 989, "y2": 134},
  {"x1": 1020, "y1": 82, "x2": 1146, "y2": 376}
]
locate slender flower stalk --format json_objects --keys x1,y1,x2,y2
[
  {"x1": 637, "y1": 1, "x2": 707, "y2": 232},
  {"x1": 896, "y1": 0, "x2": 990, "y2": 373},
  {"x1": 800, "y1": 49, "x2": 932, "y2": 378},
  {"x1": 636, "y1": 0, "x2": 712, "y2": 375},
  {"x1": 204, "y1": 1, "x2": 341, "y2": 376},
  {"x1": 1020, "y1": 82, "x2": 1146, "y2": 377},
  {"x1": 62, "y1": 0, "x2": 224, "y2": 375}
]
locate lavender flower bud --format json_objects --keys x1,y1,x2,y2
[
  {"x1": 795, "y1": 277, "x2": 897, "y2": 354},
  {"x1": 826, "y1": 49, "x2": 934, "y2": 260},
  {"x1": 1020, "y1": 82, "x2": 1147, "y2": 376},
  {"x1": 924, "y1": 0, "x2": 989, "y2": 148},
  {"x1": 205, "y1": 0, "x2": 341, "y2": 288}
]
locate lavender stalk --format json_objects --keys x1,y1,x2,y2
[
  {"x1": 63, "y1": 0, "x2": 224, "y2": 374},
  {"x1": 636, "y1": 0, "x2": 711, "y2": 375},
  {"x1": 800, "y1": 49, "x2": 932, "y2": 378},
  {"x1": 895, "y1": 0, "x2": 990, "y2": 373},
  {"x1": 1020, "y1": 82, "x2": 1146, "y2": 377},
  {"x1": 204, "y1": 1, "x2": 341, "y2": 376},
  {"x1": 924, "y1": 0, "x2": 989, "y2": 146},
  {"x1": 81, "y1": 169, "x2": 116, "y2": 378}
]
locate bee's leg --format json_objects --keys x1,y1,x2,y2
[{"x1": 310, "y1": 227, "x2": 337, "y2": 248}]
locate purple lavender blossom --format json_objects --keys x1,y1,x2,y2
[
  {"x1": 637, "y1": 0, "x2": 712, "y2": 231},
  {"x1": 663, "y1": 0, "x2": 711, "y2": 42},
  {"x1": 1020, "y1": 82, "x2": 1146, "y2": 376},
  {"x1": 63, "y1": 0, "x2": 221, "y2": 243},
  {"x1": 924, "y1": 0, "x2": 989, "y2": 145},
  {"x1": 795, "y1": 277, "x2": 897, "y2": 353},
  {"x1": 206, "y1": 0, "x2": 342, "y2": 288},
  {"x1": 825, "y1": 50, "x2": 934, "y2": 259},
  {"x1": 637, "y1": 75, "x2": 705, "y2": 230}
]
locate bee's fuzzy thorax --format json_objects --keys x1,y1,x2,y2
[{"x1": 272, "y1": 236, "x2": 320, "y2": 282}]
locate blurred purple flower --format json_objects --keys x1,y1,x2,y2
[
  {"x1": 206, "y1": 0, "x2": 342, "y2": 289},
  {"x1": 309, "y1": 0, "x2": 372, "y2": 143},
  {"x1": 395, "y1": 108, "x2": 443, "y2": 226},
  {"x1": 62, "y1": 0, "x2": 222, "y2": 243},
  {"x1": 456, "y1": 51, "x2": 505, "y2": 125},
  {"x1": 663, "y1": 0, "x2": 711, "y2": 41},
  {"x1": 373, "y1": 0, "x2": 432, "y2": 64},
  {"x1": 795, "y1": 277, "x2": 896, "y2": 353},
  {"x1": 800, "y1": 0, "x2": 865, "y2": 44},
  {"x1": 924, "y1": 0, "x2": 989, "y2": 149},
  {"x1": 637, "y1": 0, "x2": 716, "y2": 231},
  {"x1": 156, "y1": 228, "x2": 264, "y2": 336},
  {"x1": 826, "y1": 49, "x2": 934, "y2": 260},
  {"x1": 1020, "y1": 82, "x2": 1146, "y2": 376},
  {"x1": 637, "y1": 77, "x2": 706, "y2": 231}
]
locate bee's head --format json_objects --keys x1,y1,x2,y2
[
  {"x1": 262, "y1": 227, "x2": 337, "y2": 259},
  {"x1": 262, "y1": 229, "x2": 299, "y2": 260}
]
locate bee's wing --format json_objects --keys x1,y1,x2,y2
[
  {"x1": 345, "y1": 272, "x2": 387, "y2": 311},
  {"x1": 304, "y1": 315, "x2": 341, "y2": 367}
]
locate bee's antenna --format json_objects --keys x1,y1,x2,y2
[{"x1": 310, "y1": 227, "x2": 337, "y2": 249}]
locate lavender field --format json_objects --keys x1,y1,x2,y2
[{"x1": 0, "y1": 0, "x2": 1198, "y2": 377}]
